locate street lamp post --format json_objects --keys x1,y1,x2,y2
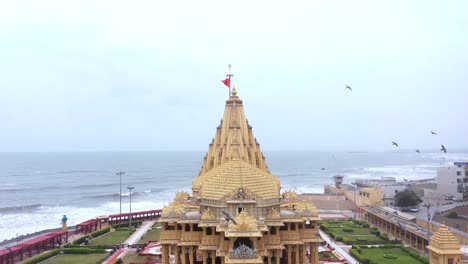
[
  {"x1": 116, "y1": 171, "x2": 125, "y2": 214},
  {"x1": 352, "y1": 182, "x2": 358, "y2": 219},
  {"x1": 423, "y1": 202, "x2": 432, "y2": 260},
  {"x1": 127, "y1": 186, "x2": 135, "y2": 228}
]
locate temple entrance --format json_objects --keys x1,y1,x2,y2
[{"x1": 234, "y1": 237, "x2": 253, "y2": 249}]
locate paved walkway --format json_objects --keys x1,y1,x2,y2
[
  {"x1": 102, "y1": 220, "x2": 156, "y2": 264},
  {"x1": 319, "y1": 230, "x2": 359, "y2": 264}
]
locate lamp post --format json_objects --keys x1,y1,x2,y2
[
  {"x1": 127, "y1": 186, "x2": 135, "y2": 227},
  {"x1": 352, "y1": 182, "x2": 358, "y2": 219},
  {"x1": 423, "y1": 202, "x2": 432, "y2": 260},
  {"x1": 116, "y1": 171, "x2": 125, "y2": 214}
]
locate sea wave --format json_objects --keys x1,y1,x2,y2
[
  {"x1": 0, "y1": 204, "x2": 43, "y2": 214},
  {"x1": 0, "y1": 200, "x2": 169, "y2": 242}
]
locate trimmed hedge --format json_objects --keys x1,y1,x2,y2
[
  {"x1": 64, "y1": 248, "x2": 107, "y2": 254},
  {"x1": 351, "y1": 245, "x2": 429, "y2": 264},
  {"x1": 21, "y1": 249, "x2": 60, "y2": 264},
  {"x1": 380, "y1": 233, "x2": 389, "y2": 240},
  {"x1": 342, "y1": 228, "x2": 354, "y2": 232},
  {"x1": 447, "y1": 211, "x2": 458, "y2": 218},
  {"x1": 111, "y1": 221, "x2": 142, "y2": 229},
  {"x1": 73, "y1": 227, "x2": 111, "y2": 245},
  {"x1": 383, "y1": 254, "x2": 398, "y2": 259}
]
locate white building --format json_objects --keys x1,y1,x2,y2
[
  {"x1": 436, "y1": 162, "x2": 468, "y2": 200},
  {"x1": 356, "y1": 177, "x2": 407, "y2": 206}
]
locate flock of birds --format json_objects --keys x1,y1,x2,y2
[{"x1": 345, "y1": 84, "x2": 448, "y2": 154}]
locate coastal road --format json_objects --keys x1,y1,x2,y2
[{"x1": 319, "y1": 230, "x2": 359, "y2": 264}]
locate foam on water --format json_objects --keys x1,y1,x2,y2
[
  {"x1": 1, "y1": 150, "x2": 467, "y2": 242},
  {"x1": 0, "y1": 200, "x2": 170, "y2": 243}
]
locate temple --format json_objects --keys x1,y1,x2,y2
[{"x1": 159, "y1": 86, "x2": 321, "y2": 264}]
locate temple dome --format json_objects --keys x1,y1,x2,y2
[{"x1": 194, "y1": 158, "x2": 280, "y2": 200}]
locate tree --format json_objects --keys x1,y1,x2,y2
[{"x1": 395, "y1": 190, "x2": 422, "y2": 207}]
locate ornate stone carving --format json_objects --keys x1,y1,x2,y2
[
  {"x1": 282, "y1": 190, "x2": 297, "y2": 199},
  {"x1": 201, "y1": 208, "x2": 215, "y2": 220},
  {"x1": 230, "y1": 244, "x2": 258, "y2": 259},
  {"x1": 267, "y1": 207, "x2": 281, "y2": 219},
  {"x1": 231, "y1": 108, "x2": 239, "y2": 126},
  {"x1": 231, "y1": 146, "x2": 240, "y2": 159},
  {"x1": 231, "y1": 128, "x2": 239, "y2": 144},
  {"x1": 228, "y1": 211, "x2": 257, "y2": 232},
  {"x1": 237, "y1": 187, "x2": 246, "y2": 199}
]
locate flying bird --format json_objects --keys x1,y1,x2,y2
[
  {"x1": 345, "y1": 85, "x2": 352, "y2": 91},
  {"x1": 404, "y1": 179, "x2": 408, "y2": 182},
  {"x1": 431, "y1": 131, "x2": 437, "y2": 135},
  {"x1": 221, "y1": 211, "x2": 237, "y2": 225},
  {"x1": 392, "y1": 141, "x2": 399, "y2": 147},
  {"x1": 415, "y1": 150, "x2": 421, "y2": 153},
  {"x1": 321, "y1": 168, "x2": 325, "y2": 171},
  {"x1": 440, "y1": 145, "x2": 447, "y2": 153}
]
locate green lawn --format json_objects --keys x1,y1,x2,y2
[
  {"x1": 318, "y1": 251, "x2": 339, "y2": 260},
  {"x1": 41, "y1": 253, "x2": 108, "y2": 264},
  {"x1": 360, "y1": 247, "x2": 426, "y2": 264},
  {"x1": 139, "y1": 226, "x2": 161, "y2": 243},
  {"x1": 90, "y1": 229, "x2": 134, "y2": 245},
  {"x1": 320, "y1": 219, "x2": 389, "y2": 244},
  {"x1": 123, "y1": 251, "x2": 160, "y2": 264}
]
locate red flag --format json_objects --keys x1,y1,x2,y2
[{"x1": 221, "y1": 78, "x2": 230, "y2": 88}]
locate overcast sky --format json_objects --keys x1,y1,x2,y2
[{"x1": 0, "y1": 1, "x2": 467, "y2": 152}]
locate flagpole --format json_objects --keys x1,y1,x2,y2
[{"x1": 227, "y1": 64, "x2": 233, "y2": 97}]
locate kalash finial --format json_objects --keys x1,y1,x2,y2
[{"x1": 232, "y1": 87, "x2": 237, "y2": 96}]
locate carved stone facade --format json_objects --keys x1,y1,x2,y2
[{"x1": 160, "y1": 88, "x2": 320, "y2": 264}]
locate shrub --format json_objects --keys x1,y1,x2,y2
[
  {"x1": 362, "y1": 223, "x2": 370, "y2": 228},
  {"x1": 356, "y1": 237, "x2": 368, "y2": 241},
  {"x1": 335, "y1": 236, "x2": 343, "y2": 241},
  {"x1": 111, "y1": 221, "x2": 142, "y2": 229},
  {"x1": 380, "y1": 233, "x2": 389, "y2": 240},
  {"x1": 91, "y1": 227, "x2": 111, "y2": 238},
  {"x1": 342, "y1": 228, "x2": 354, "y2": 232},
  {"x1": 22, "y1": 249, "x2": 60, "y2": 264},
  {"x1": 383, "y1": 254, "x2": 398, "y2": 259},
  {"x1": 447, "y1": 211, "x2": 458, "y2": 218},
  {"x1": 64, "y1": 248, "x2": 106, "y2": 254},
  {"x1": 113, "y1": 259, "x2": 123, "y2": 264}
]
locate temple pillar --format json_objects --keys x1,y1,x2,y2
[
  {"x1": 268, "y1": 251, "x2": 272, "y2": 264},
  {"x1": 287, "y1": 246, "x2": 291, "y2": 264},
  {"x1": 189, "y1": 247, "x2": 194, "y2": 264},
  {"x1": 276, "y1": 250, "x2": 280, "y2": 264},
  {"x1": 295, "y1": 246, "x2": 299, "y2": 264},
  {"x1": 211, "y1": 251, "x2": 216, "y2": 264},
  {"x1": 182, "y1": 246, "x2": 187, "y2": 264},
  {"x1": 175, "y1": 246, "x2": 180, "y2": 264},
  {"x1": 313, "y1": 243, "x2": 319, "y2": 264},
  {"x1": 302, "y1": 245, "x2": 306, "y2": 264},
  {"x1": 202, "y1": 251, "x2": 207, "y2": 264}
]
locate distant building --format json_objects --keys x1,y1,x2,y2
[
  {"x1": 356, "y1": 177, "x2": 407, "y2": 206},
  {"x1": 436, "y1": 162, "x2": 468, "y2": 200}
]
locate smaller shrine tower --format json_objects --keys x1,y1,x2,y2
[{"x1": 427, "y1": 223, "x2": 462, "y2": 264}]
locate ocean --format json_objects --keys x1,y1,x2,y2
[{"x1": 1, "y1": 150, "x2": 467, "y2": 242}]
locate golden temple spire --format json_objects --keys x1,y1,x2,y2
[{"x1": 197, "y1": 71, "x2": 268, "y2": 176}]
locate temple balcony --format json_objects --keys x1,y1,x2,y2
[
  {"x1": 160, "y1": 230, "x2": 180, "y2": 241},
  {"x1": 201, "y1": 235, "x2": 220, "y2": 246},
  {"x1": 280, "y1": 231, "x2": 301, "y2": 242},
  {"x1": 180, "y1": 231, "x2": 203, "y2": 243},
  {"x1": 263, "y1": 235, "x2": 281, "y2": 245}
]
